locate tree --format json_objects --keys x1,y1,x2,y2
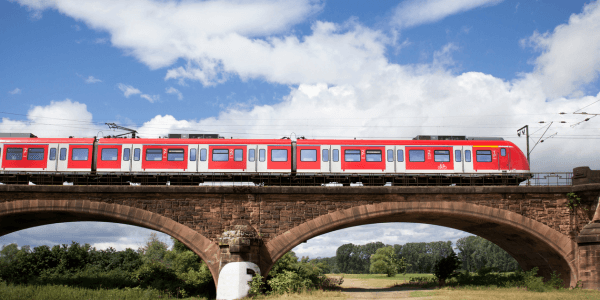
[
  {"x1": 433, "y1": 251, "x2": 461, "y2": 286},
  {"x1": 369, "y1": 246, "x2": 407, "y2": 277}
]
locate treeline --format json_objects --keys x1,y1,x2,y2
[
  {"x1": 0, "y1": 234, "x2": 214, "y2": 298},
  {"x1": 312, "y1": 236, "x2": 520, "y2": 274}
]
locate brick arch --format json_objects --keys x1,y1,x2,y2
[
  {"x1": 0, "y1": 200, "x2": 221, "y2": 283},
  {"x1": 265, "y1": 201, "x2": 578, "y2": 287}
]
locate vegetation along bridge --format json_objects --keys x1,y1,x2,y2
[{"x1": 1, "y1": 166, "x2": 599, "y2": 299}]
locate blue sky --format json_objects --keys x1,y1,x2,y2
[{"x1": 2, "y1": 0, "x2": 600, "y2": 258}]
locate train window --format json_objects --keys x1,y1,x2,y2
[
  {"x1": 146, "y1": 149, "x2": 162, "y2": 161},
  {"x1": 49, "y1": 148, "x2": 57, "y2": 161},
  {"x1": 134, "y1": 148, "x2": 140, "y2": 161},
  {"x1": 465, "y1": 150, "x2": 471, "y2": 162},
  {"x1": 212, "y1": 149, "x2": 228, "y2": 161},
  {"x1": 259, "y1": 149, "x2": 265, "y2": 162},
  {"x1": 271, "y1": 149, "x2": 288, "y2": 162},
  {"x1": 455, "y1": 150, "x2": 461, "y2": 162},
  {"x1": 27, "y1": 148, "x2": 45, "y2": 160},
  {"x1": 190, "y1": 148, "x2": 197, "y2": 161},
  {"x1": 6, "y1": 148, "x2": 23, "y2": 160},
  {"x1": 366, "y1": 150, "x2": 382, "y2": 162},
  {"x1": 333, "y1": 149, "x2": 339, "y2": 162},
  {"x1": 322, "y1": 149, "x2": 329, "y2": 162},
  {"x1": 409, "y1": 150, "x2": 425, "y2": 162},
  {"x1": 234, "y1": 149, "x2": 243, "y2": 161},
  {"x1": 72, "y1": 148, "x2": 89, "y2": 161},
  {"x1": 476, "y1": 150, "x2": 492, "y2": 162},
  {"x1": 60, "y1": 148, "x2": 67, "y2": 161},
  {"x1": 501, "y1": 148, "x2": 506, "y2": 156},
  {"x1": 249, "y1": 149, "x2": 255, "y2": 162},
  {"x1": 344, "y1": 150, "x2": 361, "y2": 162},
  {"x1": 397, "y1": 150, "x2": 404, "y2": 162},
  {"x1": 387, "y1": 150, "x2": 394, "y2": 162},
  {"x1": 300, "y1": 149, "x2": 317, "y2": 162},
  {"x1": 434, "y1": 150, "x2": 450, "y2": 162},
  {"x1": 200, "y1": 149, "x2": 207, "y2": 161},
  {"x1": 168, "y1": 149, "x2": 184, "y2": 161},
  {"x1": 123, "y1": 148, "x2": 130, "y2": 161},
  {"x1": 101, "y1": 149, "x2": 118, "y2": 161}
]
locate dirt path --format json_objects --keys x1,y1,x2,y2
[{"x1": 335, "y1": 277, "x2": 438, "y2": 300}]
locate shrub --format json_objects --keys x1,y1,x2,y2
[{"x1": 433, "y1": 251, "x2": 461, "y2": 285}]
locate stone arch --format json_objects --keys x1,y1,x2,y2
[
  {"x1": 265, "y1": 201, "x2": 578, "y2": 287},
  {"x1": 0, "y1": 199, "x2": 221, "y2": 283}
]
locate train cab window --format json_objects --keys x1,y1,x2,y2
[
  {"x1": 234, "y1": 149, "x2": 243, "y2": 161},
  {"x1": 212, "y1": 149, "x2": 228, "y2": 161},
  {"x1": 476, "y1": 150, "x2": 492, "y2": 162},
  {"x1": 344, "y1": 150, "x2": 360, "y2": 162},
  {"x1": 397, "y1": 150, "x2": 404, "y2": 162},
  {"x1": 27, "y1": 148, "x2": 44, "y2": 160},
  {"x1": 49, "y1": 148, "x2": 57, "y2": 161},
  {"x1": 434, "y1": 150, "x2": 450, "y2": 162},
  {"x1": 271, "y1": 149, "x2": 288, "y2": 162},
  {"x1": 333, "y1": 149, "x2": 339, "y2": 162},
  {"x1": 101, "y1": 149, "x2": 118, "y2": 161},
  {"x1": 249, "y1": 149, "x2": 255, "y2": 162},
  {"x1": 300, "y1": 149, "x2": 317, "y2": 162},
  {"x1": 322, "y1": 149, "x2": 329, "y2": 162},
  {"x1": 200, "y1": 149, "x2": 207, "y2": 161},
  {"x1": 465, "y1": 150, "x2": 471, "y2": 162},
  {"x1": 123, "y1": 148, "x2": 130, "y2": 161},
  {"x1": 366, "y1": 150, "x2": 382, "y2": 162},
  {"x1": 146, "y1": 149, "x2": 162, "y2": 161},
  {"x1": 455, "y1": 150, "x2": 461, "y2": 162},
  {"x1": 409, "y1": 150, "x2": 425, "y2": 162},
  {"x1": 501, "y1": 148, "x2": 506, "y2": 156},
  {"x1": 60, "y1": 148, "x2": 67, "y2": 161},
  {"x1": 134, "y1": 148, "x2": 141, "y2": 161},
  {"x1": 6, "y1": 148, "x2": 23, "y2": 160},
  {"x1": 259, "y1": 149, "x2": 265, "y2": 162},
  {"x1": 387, "y1": 150, "x2": 394, "y2": 162},
  {"x1": 190, "y1": 148, "x2": 197, "y2": 161},
  {"x1": 72, "y1": 149, "x2": 89, "y2": 161},
  {"x1": 168, "y1": 149, "x2": 184, "y2": 161}
]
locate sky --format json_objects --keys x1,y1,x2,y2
[{"x1": 2, "y1": 0, "x2": 600, "y2": 258}]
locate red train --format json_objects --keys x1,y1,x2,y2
[{"x1": 0, "y1": 134, "x2": 530, "y2": 185}]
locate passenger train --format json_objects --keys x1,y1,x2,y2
[{"x1": 0, "y1": 134, "x2": 530, "y2": 186}]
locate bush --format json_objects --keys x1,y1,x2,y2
[{"x1": 433, "y1": 251, "x2": 461, "y2": 285}]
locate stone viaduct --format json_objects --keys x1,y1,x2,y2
[{"x1": 0, "y1": 167, "x2": 599, "y2": 298}]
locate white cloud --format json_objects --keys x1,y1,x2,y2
[
  {"x1": 8, "y1": 88, "x2": 21, "y2": 95},
  {"x1": 391, "y1": 0, "x2": 503, "y2": 29},
  {"x1": 523, "y1": 1, "x2": 600, "y2": 98},
  {"x1": 117, "y1": 83, "x2": 141, "y2": 98},
  {"x1": 166, "y1": 87, "x2": 183, "y2": 100},
  {"x1": 85, "y1": 75, "x2": 102, "y2": 83},
  {"x1": 140, "y1": 94, "x2": 159, "y2": 103}
]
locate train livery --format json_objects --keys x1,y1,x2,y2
[{"x1": 0, "y1": 134, "x2": 530, "y2": 185}]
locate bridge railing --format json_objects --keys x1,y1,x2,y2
[{"x1": 0, "y1": 171, "x2": 573, "y2": 186}]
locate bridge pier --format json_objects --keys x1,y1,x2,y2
[
  {"x1": 216, "y1": 221, "x2": 264, "y2": 300},
  {"x1": 578, "y1": 223, "x2": 600, "y2": 289}
]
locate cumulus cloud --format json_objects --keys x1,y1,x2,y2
[
  {"x1": 85, "y1": 75, "x2": 102, "y2": 83},
  {"x1": 117, "y1": 83, "x2": 141, "y2": 98},
  {"x1": 8, "y1": 88, "x2": 21, "y2": 95},
  {"x1": 523, "y1": 1, "x2": 600, "y2": 98},
  {"x1": 166, "y1": 87, "x2": 183, "y2": 100},
  {"x1": 391, "y1": 0, "x2": 503, "y2": 29},
  {"x1": 140, "y1": 94, "x2": 160, "y2": 103}
]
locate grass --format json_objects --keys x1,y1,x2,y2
[
  {"x1": 332, "y1": 273, "x2": 435, "y2": 281},
  {"x1": 433, "y1": 286, "x2": 600, "y2": 300}
]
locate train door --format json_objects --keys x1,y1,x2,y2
[
  {"x1": 56, "y1": 144, "x2": 69, "y2": 171},
  {"x1": 395, "y1": 146, "x2": 406, "y2": 174},
  {"x1": 130, "y1": 144, "x2": 143, "y2": 172},
  {"x1": 330, "y1": 145, "x2": 341, "y2": 173},
  {"x1": 385, "y1": 146, "x2": 395, "y2": 173},
  {"x1": 320, "y1": 145, "x2": 330, "y2": 172},
  {"x1": 256, "y1": 145, "x2": 268, "y2": 172},
  {"x1": 499, "y1": 147, "x2": 510, "y2": 170},
  {"x1": 453, "y1": 146, "x2": 463, "y2": 173},
  {"x1": 463, "y1": 146, "x2": 474, "y2": 172},
  {"x1": 0, "y1": 143, "x2": 3, "y2": 170},
  {"x1": 121, "y1": 144, "x2": 132, "y2": 172},
  {"x1": 198, "y1": 145, "x2": 208, "y2": 172},
  {"x1": 46, "y1": 143, "x2": 59, "y2": 171},
  {"x1": 188, "y1": 145, "x2": 199, "y2": 172},
  {"x1": 246, "y1": 145, "x2": 257, "y2": 172}
]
